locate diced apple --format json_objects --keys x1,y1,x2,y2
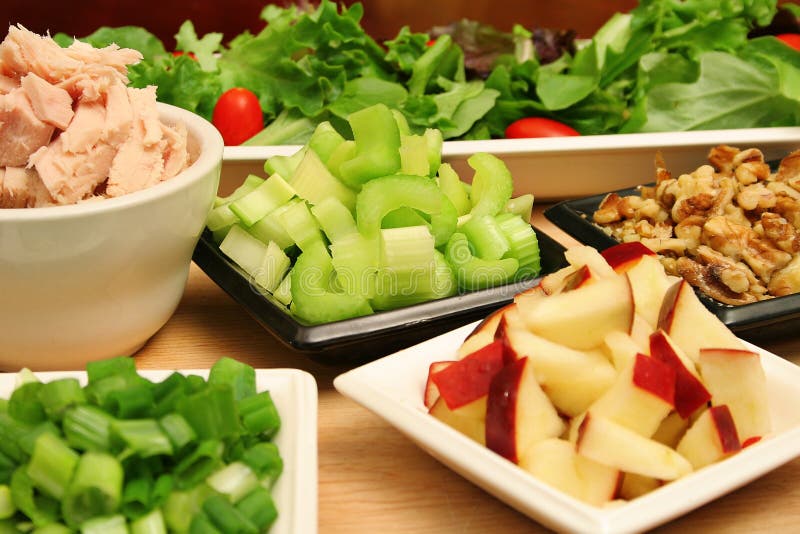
[
  {"x1": 601, "y1": 241, "x2": 656, "y2": 272},
  {"x1": 602, "y1": 331, "x2": 644, "y2": 372},
  {"x1": 424, "y1": 361, "x2": 454, "y2": 409},
  {"x1": 538, "y1": 264, "x2": 582, "y2": 296},
  {"x1": 652, "y1": 411, "x2": 690, "y2": 448},
  {"x1": 619, "y1": 473, "x2": 662, "y2": 501},
  {"x1": 657, "y1": 280, "x2": 745, "y2": 362},
  {"x1": 630, "y1": 313, "x2": 654, "y2": 349},
  {"x1": 649, "y1": 330, "x2": 711, "y2": 419},
  {"x1": 429, "y1": 396, "x2": 487, "y2": 445},
  {"x1": 574, "y1": 453, "x2": 621, "y2": 506},
  {"x1": 501, "y1": 325, "x2": 616, "y2": 416},
  {"x1": 576, "y1": 413, "x2": 693, "y2": 480},
  {"x1": 432, "y1": 340, "x2": 505, "y2": 410},
  {"x1": 698, "y1": 348, "x2": 771, "y2": 441},
  {"x1": 676, "y1": 405, "x2": 742, "y2": 469},
  {"x1": 564, "y1": 245, "x2": 616, "y2": 279},
  {"x1": 485, "y1": 357, "x2": 565, "y2": 463},
  {"x1": 587, "y1": 353, "x2": 675, "y2": 437},
  {"x1": 457, "y1": 305, "x2": 511, "y2": 358},
  {"x1": 626, "y1": 255, "x2": 674, "y2": 328},
  {"x1": 517, "y1": 274, "x2": 635, "y2": 350},
  {"x1": 519, "y1": 438, "x2": 584, "y2": 502}
]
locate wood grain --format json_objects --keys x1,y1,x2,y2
[{"x1": 133, "y1": 207, "x2": 800, "y2": 534}]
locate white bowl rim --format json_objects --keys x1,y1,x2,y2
[{"x1": 0, "y1": 102, "x2": 223, "y2": 221}]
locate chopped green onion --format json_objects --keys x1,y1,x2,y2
[
  {"x1": 31, "y1": 523, "x2": 71, "y2": 534},
  {"x1": 85, "y1": 373, "x2": 152, "y2": 415},
  {"x1": 177, "y1": 385, "x2": 240, "y2": 441},
  {"x1": 0, "y1": 451, "x2": 16, "y2": 485},
  {"x1": 236, "y1": 487, "x2": 278, "y2": 532},
  {"x1": 130, "y1": 508, "x2": 167, "y2": 534},
  {"x1": 8, "y1": 382, "x2": 46, "y2": 424},
  {"x1": 152, "y1": 373, "x2": 189, "y2": 418},
  {"x1": 206, "y1": 462, "x2": 258, "y2": 503},
  {"x1": 86, "y1": 357, "x2": 138, "y2": 383},
  {"x1": 173, "y1": 441, "x2": 224, "y2": 490},
  {"x1": 62, "y1": 405, "x2": 114, "y2": 453},
  {"x1": 0, "y1": 485, "x2": 15, "y2": 520},
  {"x1": 0, "y1": 413, "x2": 29, "y2": 462},
  {"x1": 14, "y1": 368, "x2": 40, "y2": 388},
  {"x1": 189, "y1": 512, "x2": 221, "y2": 534},
  {"x1": 241, "y1": 443, "x2": 283, "y2": 486},
  {"x1": 208, "y1": 358, "x2": 256, "y2": 402},
  {"x1": 121, "y1": 476, "x2": 151, "y2": 520},
  {"x1": 10, "y1": 467, "x2": 60, "y2": 528},
  {"x1": 163, "y1": 484, "x2": 214, "y2": 533},
  {"x1": 79, "y1": 514, "x2": 127, "y2": 534},
  {"x1": 150, "y1": 475, "x2": 173, "y2": 510},
  {"x1": 202, "y1": 495, "x2": 258, "y2": 534},
  {"x1": 27, "y1": 433, "x2": 79, "y2": 500},
  {"x1": 158, "y1": 413, "x2": 196, "y2": 453},
  {"x1": 238, "y1": 392, "x2": 281, "y2": 439},
  {"x1": 62, "y1": 452, "x2": 123, "y2": 528},
  {"x1": 37, "y1": 379, "x2": 86, "y2": 422},
  {"x1": 106, "y1": 383, "x2": 155, "y2": 419},
  {"x1": 111, "y1": 420, "x2": 173, "y2": 458}
]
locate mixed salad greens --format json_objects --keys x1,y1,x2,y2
[{"x1": 53, "y1": 0, "x2": 800, "y2": 143}]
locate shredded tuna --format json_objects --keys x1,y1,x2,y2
[
  {"x1": 0, "y1": 87, "x2": 55, "y2": 166},
  {"x1": 19, "y1": 72, "x2": 73, "y2": 129}
]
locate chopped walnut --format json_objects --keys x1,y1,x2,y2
[
  {"x1": 736, "y1": 183, "x2": 776, "y2": 211},
  {"x1": 769, "y1": 254, "x2": 800, "y2": 296}
]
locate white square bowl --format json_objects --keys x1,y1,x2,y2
[
  {"x1": 334, "y1": 322, "x2": 800, "y2": 534},
  {"x1": 0, "y1": 368, "x2": 318, "y2": 534}
]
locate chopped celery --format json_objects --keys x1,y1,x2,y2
[
  {"x1": 246, "y1": 202, "x2": 296, "y2": 251},
  {"x1": 206, "y1": 205, "x2": 239, "y2": 233},
  {"x1": 496, "y1": 213, "x2": 541, "y2": 278},
  {"x1": 391, "y1": 109, "x2": 411, "y2": 135},
  {"x1": 356, "y1": 174, "x2": 457, "y2": 247},
  {"x1": 27, "y1": 433, "x2": 79, "y2": 500},
  {"x1": 307, "y1": 121, "x2": 346, "y2": 164},
  {"x1": 461, "y1": 214, "x2": 511, "y2": 261},
  {"x1": 338, "y1": 103, "x2": 402, "y2": 188},
  {"x1": 381, "y1": 207, "x2": 429, "y2": 229},
  {"x1": 290, "y1": 149, "x2": 356, "y2": 210},
  {"x1": 219, "y1": 226, "x2": 291, "y2": 293},
  {"x1": 423, "y1": 128, "x2": 443, "y2": 176},
  {"x1": 505, "y1": 193, "x2": 534, "y2": 222},
  {"x1": 399, "y1": 134, "x2": 430, "y2": 177},
  {"x1": 262, "y1": 146, "x2": 306, "y2": 179},
  {"x1": 437, "y1": 163, "x2": 471, "y2": 216},
  {"x1": 330, "y1": 233, "x2": 379, "y2": 299},
  {"x1": 372, "y1": 226, "x2": 437, "y2": 310},
  {"x1": 229, "y1": 174, "x2": 296, "y2": 227},
  {"x1": 277, "y1": 201, "x2": 325, "y2": 252},
  {"x1": 468, "y1": 152, "x2": 513, "y2": 216},
  {"x1": 325, "y1": 140, "x2": 357, "y2": 182},
  {"x1": 214, "y1": 175, "x2": 265, "y2": 207},
  {"x1": 311, "y1": 197, "x2": 358, "y2": 243},
  {"x1": 444, "y1": 232, "x2": 519, "y2": 290},
  {"x1": 290, "y1": 242, "x2": 373, "y2": 324},
  {"x1": 272, "y1": 274, "x2": 292, "y2": 307}
]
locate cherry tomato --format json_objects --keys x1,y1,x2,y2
[
  {"x1": 171, "y1": 51, "x2": 197, "y2": 60},
  {"x1": 212, "y1": 88, "x2": 264, "y2": 146},
  {"x1": 504, "y1": 117, "x2": 580, "y2": 139},
  {"x1": 776, "y1": 33, "x2": 800, "y2": 51},
  {"x1": 426, "y1": 38, "x2": 437, "y2": 47}
]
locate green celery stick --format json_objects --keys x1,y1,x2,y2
[
  {"x1": 311, "y1": 197, "x2": 358, "y2": 243},
  {"x1": 330, "y1": 233, "x2": 379, "y2": 299},
  {"x1": 399, "y1": 134, "x2": 430, "y2": 177},
  {"x1": 505, "y1": 193, "x2": 534, "y2": 222},
  {"x1": 391, "y1": 109, "x2": 411, "y2": 135},
  {"x1": 338, "y1": 103, "x2": 402, "y2": 188},
  {"x1": 262, "y1": 146, "x2": 307, "y2": 180},
  {"x1": 277, "y1": 201, "x2": 325, "y2": 252},
  {"x1": 290, "y1": 149, "x2": 356, "y2": 210},
  {"x1": 246, "y1": 199, "x2": 297, "y2": 250},
  {"x1": 437, "y1": 163, "x2": 471, "y2": 216},
  {"x1": 496, "y1": 213, "x2": 541, "y2": 278},
  {"x1": 272, "y1": 274, "x2": 292, "y2": 307},
  {"x1": 307, "y1": 121, "x2": 345, "y2": 164},
  {"x1": 325, "y1": 140, "x2": 357, "y2": 181},
  {"x1": 468, "y1": 152, "x2": 513, "y2": 216},
  {"x1": 229, "y1": 174, "x2": 296, "y2": 227},
  {"x1": 423, "y1": 128, "x2": 443, "y2": 177},
  {"x1": 461, "y1": 214, "x2": 511, "y2": 261},
  {"x1": 214, "y1": 175, "x2": 265, "y2": 207},
  {"x1": 444, "y1": 232, "x2": 518, "y2": 290}
]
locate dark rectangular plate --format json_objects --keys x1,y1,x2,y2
[
  {"x1": 192, "y1": 227, "x2": 568, "y2": 365},
  {"x1": 544, "y1": 188, "x2": 800, "y2": 343}
]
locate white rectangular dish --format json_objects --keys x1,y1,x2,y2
[
  {"x1": 333, "y1": 322, "x2": 800, "y2": 534},
  {"x1": 0, "y1": 368, "x2": 318, "y2": 534},
  {"x1": 222, "y1": 127, "x2": 800, "y2": 200}
]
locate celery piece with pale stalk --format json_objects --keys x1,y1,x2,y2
[
  {"x1": 238, "y1": 391, "x2": 280, "y2": 439},
  {"x1": 372, "y1": 226, "x2": 437, "y2": 310},
  {"x1": 262, "y1": 146, "x2": 307, "y2": 180},
  {"x1": 339, "y1": 103, "x2": 402, "y2": 189},
  {"x1": 229, "y1": 174, "x2": 296, "y2": 227},
  {"x1": 27, "y1": 433, "x2": 78, "y2": 500},
  {"x1": 277, "y1": 200, "x2": 325, "y2": 252},
  {"x1": 468, "y1": 152, "x2": 513, "y2": 216},
  {"x1": 214, "y1": 175, "x2": 265, "y2": 208},
  {"x1": 437, "y1": 163, "x2": 472, "y2": 216},
  {"x1": 496, "y1": 212, "x2": 541, "y2": 279},
  {"x1": 206, "y1": 462, "x2": 258, "y2": 503},
  {"x1": 424, "y1": 128, "x2": 443, "y2": 176},
  {"x1": 10, "y1": 467, "x2": 59, "y2": 527},
  {"x1": 330, "y1": 233, "x2": 379, "y2": 299},
  {"x1": 111, "y1": 419, "x2": 173, "y2": 458},
  {"x1": 8, "y1": 382, "x2": 45, "y2": 424},
  {"x1": 392, "y1": 109, "x2": 411, "y2": 135},
  {"x1": 173, "y1": 440, "x2": 224, "y2": 489},
  {"x1": 130, "y1": 508, "x2": 167, "y2": 534},
  {"x1": 290, "y1": 242, "x2": 373, "y2": 324},
  {"x1": 219, "y1": 225, "x2": 291, "y2": 293},
  {"x1": 290, "y1": 149, "x2": 356, "y2": 210},
  {"x1": 209, "y1": 176, "x2": 267, "y2": 229},
  {"x1": 356, "y1": 174, "x2": 457, "y2": 247},
  {"x1": 236, "y1": 487, "x2": 277, "y2": 532},
  {"x1": 311, "y1": 197, "x2": 358, "y2": 243},
  {"x1": 381, "y1": 207, "x2": 429, "y2": 229},
  {"x1": 400, "y1": 134, "x2": 431, "y2": 176},
  {"x1": 37, "y1": 379, "x2": 86, "y2": 423},
  {"x1": 461, "y1": 214, "x2": 511, "y2": 261},
  {"x1": 202, "y1": 494, "x2": 258, "y2": 534},
  {"x1": 246, "y1": 200, "x2": 297, "y2": 250},
  {"x1": 79, "y1": 514, "x2": 127, "y2": 534},
  {"x1": 325, "y1": 140, "x2": 357, "y2": 181},
  {"x1": 208, "y1": 357, "x2": 256, "y2": 402},
  {"x1": 445, "y1": 232, "x2": 518, "y2": 290},
  {"x1": 61, "y1": 452, "x2": 123, "y2": 527},
  {"x1": 373, "y1": 249, "x2": 456, "y2": 310},
  {"x1": 272, "y1": 273, "x2": 292, "y2": 306},
  {"x1": 307, "y1": 121, "x2": 345, "y2": 164},
  {"x1": 63, "y1": 405, "x2": 114, "y2": 452},
  {"x1": 505, "y1": 193, "x2": 534, "y2": 222}
]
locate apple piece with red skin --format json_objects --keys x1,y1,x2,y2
[
  {"x1": 500, "y1": 323, "x2": 616, "y2": 417},
  {"x1": 564, "y1": 245, "x2": 616, "y2": 280},
  {"x1": 652, "y1": 411, "x2": 690, "y2": 448},
  {"x1": 456, "y1": 304, "x2": 513, "y2": 358},
  {"x1": 576, "y1": 412, "x2": 693, "y2": 480},
  {"x1": 698, "y1": 348, "x2": 771, "y2": 441},
  {"x1": 485, "y1": 357, "x2": 565, "y2": 463},
  {"x1": 657, "y1": 279, "x2": 745, "y2": 362},
  {"x1": 601, "y1": 241, "x2": 656, "y2": 272},
  {"x1": 676, "y1": 405, "x2": 742, "y2": 469},
  {"x1": 432, "y1": 339, "x2": 505, "y2": 410},
  {"x1": 602, "y1": 330, "x2": 645, "y2": 371},
  {"x1": 517, "y1": 273, "x2": 635, "y2": 350},
  {"x1": 649, "y1": 330, "x2": 711, "y2": 419},
  {"x1": 429, "y1": 396, "x2": 487, "y2": 445},
  {"x1": 587, "y1": 353, "x2": 676, "y2": 437},
  {"x1": 536, "y1": 264, "x2": 583, "y2": 296},
  {"x1": 424, "y1": 361, "x2": 454, "y2": 409},
  {"x1": 626, "y1": 255, "x2": 675, "y2": 328}
]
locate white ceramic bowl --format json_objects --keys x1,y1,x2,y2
[{"x1": 0, "y1": 103, "x2": 223, "y2": 370}]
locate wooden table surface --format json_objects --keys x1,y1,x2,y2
[{"x1": 133, "y1": 207, "x2": 800, "y2": 533}]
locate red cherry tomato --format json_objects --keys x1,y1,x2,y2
[
  {"x1": 172, "y1": 51, "x2": 197, "y2": 60},
  {"x1": 776, "y1": 33, "x2": 800, "y2": 51},
  {"x1": 212, "y1": 88, "x2": 264, "y2": 146},
  {"x1": 504, "y1": 117, "x2": 580, "y2": 139}
]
